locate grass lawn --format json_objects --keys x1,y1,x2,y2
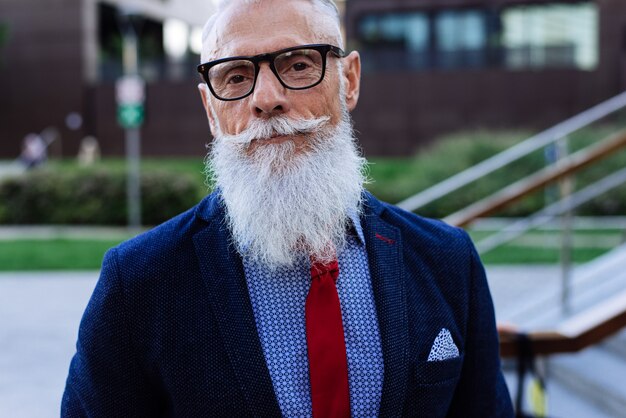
[
  {"x1": 477, "y1": 245, "x2": 610, "y2": 265},
  {"x1": 467, "y1": 228, "x2": 624, "y2": 265},
  {"x1": 0, "y1": 229, "x2": 621, "y2": 271},
  {"x1": 0, "y1": 239, "x2": 127, "y2": 271}
]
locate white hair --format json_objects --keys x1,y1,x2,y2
[{"x1": 200, "y1": 0, "x2": 343, "y2": 62}]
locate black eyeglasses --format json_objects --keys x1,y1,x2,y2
[{"x1": 197, "y1": 44, "x2": 345, "y2": 101}]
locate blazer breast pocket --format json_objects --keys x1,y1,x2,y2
[
  {"x1": 414, "y1": 353, "x2": 464, "y2": 384},
  {"x1": 402, "y1": 354, "x2": 465, "y2": 417}
]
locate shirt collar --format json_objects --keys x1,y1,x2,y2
[{"x1": 347, "y1": 208, "x2": 365, "y2": 245}]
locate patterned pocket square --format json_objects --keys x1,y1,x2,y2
[{"x1": 427, "y1": 328, "x2": 460, "y2": 362}]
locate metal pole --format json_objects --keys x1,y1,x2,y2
[
  {"x1": 557, "y1": 136, "x2": 573, "y2": 315},
  {"x1": 560, "y1": 200, "x2": 574, "y2": 315},
  {"x1": 121, "y1": 18, "x2": 142, "y2": 229},
  {"x1": 126, "y1": 127, "x2": 141, "y2": 228}
]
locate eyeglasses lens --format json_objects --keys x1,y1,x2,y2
[
  {"x1": 208, "y1": 48, "x2": 324, "y2": 100},
  {"x1": 209, "y1": 60, "x2": 256, "y2": 100},
  {"x1": 274, "y1": 48, "x2": 324, "y2": 88}
]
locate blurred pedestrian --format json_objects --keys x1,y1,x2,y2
[
  {"x1": 19, "y1": 133, "x2": 47, "y2": 169},
  {"x1": 77, "y1": 136, "x2": 100, "y2": 166}
]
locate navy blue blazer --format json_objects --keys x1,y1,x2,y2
[{"x1": 62, "y1": 192, "x2": 513, "y2": 417}]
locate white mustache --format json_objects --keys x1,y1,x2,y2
[{"x1": 219, "y1": 115, "x2": 331, "y2": 145}]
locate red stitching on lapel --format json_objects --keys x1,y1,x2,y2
[{"x1": 375, "y1": 233, "x2": 395, "y2": 245}]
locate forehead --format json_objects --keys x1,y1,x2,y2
[{"x1": 206, "y1": 0, "x2": 332, "y2": 59}]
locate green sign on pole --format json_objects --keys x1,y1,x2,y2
[
  {"x1": 117, "y1": 104, "x2": 144, "y2": 129},
  {"x1": 116, "y1": 75, "x2": 146, "y2": 129}
]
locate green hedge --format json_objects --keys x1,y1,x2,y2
[
  {"x1": 366, "y1": 127, "x2": 626, "y2": 219},
  {"x1": 1, "y1": 126, "x2": 624, "y2": 225},
  {"x1": 0, "y1": 23, "x2": 8, "y2": 68},
  {"x1": 0, "y1": 168, "x2": 204, "y2": 225}
]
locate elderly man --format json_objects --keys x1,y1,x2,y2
[{"x1": 62, "y1": 0, "x2": 513, "y2": 416}]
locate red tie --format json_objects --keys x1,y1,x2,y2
[{"x1": 306, "y1": 259, "x2": 351, "y2": 418}]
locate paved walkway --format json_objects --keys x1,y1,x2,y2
[
  {"x1": 0, "y1": 162, "x2": 24, "y2": 180},
  {"x1": 0, "y1": 266, "x2": 605, "y2": 417},
  {"x1": 0, "y1": 226, "x2": 144, "y2": 241},
  {"x1": 486, "y1": 265, "x2": 562, "y2": 324},
  {"x1": 0, "y1": 272, "x2": 98, "y2": 417}
]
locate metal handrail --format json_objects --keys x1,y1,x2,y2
[
  {"x1": 443, "y1": 129, "x2": 626, "y2": 229},
  {"x1": 499, "y1": 287, "x2": 626, "y2": 357},
  {"x1": 475, "y1": 166, "x2": 626, "y2": 254},
  {"x1": 397, "y1": 90, "x2": 626, "y2": 212}
]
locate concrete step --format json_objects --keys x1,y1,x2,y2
[
  {"x1": 549, "y1": 342, "x2": 626, "y2": 418},
  {"x1": 601, "y1": 329, "x2": 626, "y2": 359},
  {"x1": 489, "y1": 243, "x2": 626, "y2": 330},
  {"x1": 503, "y1": 366, "x2": 616, "y2": 418}
]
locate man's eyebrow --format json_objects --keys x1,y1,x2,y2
[
  {"x1": 211, "y1": 60, "x2": 253, "y2": 79},
  {"x1": 219, "y1": 60, "x2": 250, "y2": 70}
]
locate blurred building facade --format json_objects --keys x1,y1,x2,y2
[
  {"x1": 0, "y1": 0, "x2": 624, "y2": 158},
  {"x1": 0, "y1": 0, "x2": 215, "y2": 159},
  {"x1": 347, "y1": 0, "x2": 626, "y2": 155}
]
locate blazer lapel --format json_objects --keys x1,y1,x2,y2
[
  {"x1": 193, "y1": 213, "x2": 282, "y2": 417},
  {"x1": 362, "y1": 196, "x2": 409, "y2": 418}
]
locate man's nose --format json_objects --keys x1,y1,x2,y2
[{"x1": 249, "y1": 63, "x2": 290, "y2": 117}]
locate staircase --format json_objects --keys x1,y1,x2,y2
[
  {"x1": 394, "y1": 91, "x2": 626, "y2": 417},
  {"x1": 496, "y1": 244, "x2": 626, "y2": 328},
  {"x1": 487, "y1": 259, "x2": 626, "y2": 418},
  {"x1": 549, "y1": 331, "x2": 626, "y2": 418},
  {"x1": 533, "y1": 246, "x2": 626, "y2": 418}
]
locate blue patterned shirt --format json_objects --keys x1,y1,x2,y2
[{"x1": 242, "y1": 213, "x2": 384, "y2": 417}]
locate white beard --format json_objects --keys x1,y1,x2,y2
[{"x1": 206, "y1": 106, "x2": 367, "y2": 269}]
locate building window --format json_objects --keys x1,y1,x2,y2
[
  {"x1": 356, "y1": 1, "x2": 598, "y2": 72},
  {"x1": 434, "y1": 10, "x2": 488, "y2": 69},
  {"x1": 359, "y1": 12, "x2": 430, "y2": 71},
  {"x1": 502, "y1": 3, "x2": 599, "y2": 70}
]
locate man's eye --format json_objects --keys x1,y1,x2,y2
[
  {"x1": 227, "y1": 74, "x2": 246, "y2": 84},
  {"x1": 292, "y1": 62, "x2": 310, "y2": 71}
]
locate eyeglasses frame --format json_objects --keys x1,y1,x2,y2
[{"x1": 197, "y1": 43, "x2": 346, "y2": 101}]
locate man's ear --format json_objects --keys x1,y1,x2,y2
[
  {"x1": 197, "y1": 83, "x2": 217, "y2": 136},
  {"x1": 342, "y1": 51, "x2": 361, "y2": 111}
]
